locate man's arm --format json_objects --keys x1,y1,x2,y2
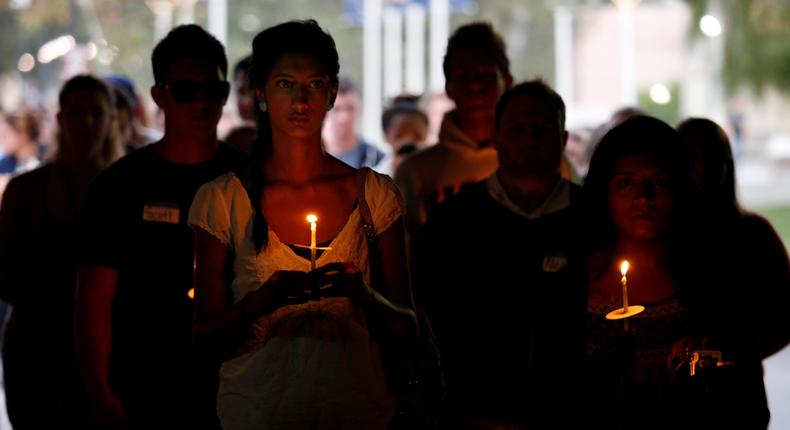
[
  {"x1": 74, "y1": 264, "x2": 126, "y2": 428},
  {"x1": 364, "y1": 217, "x2": 418, "y2": 341}
]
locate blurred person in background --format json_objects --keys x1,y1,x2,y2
[
  {"x1": 322, "y1": 76, "x2": 385, "y2": 169},
  {"x1": 424, "y1": 91, "x2": 454, "y2": 146},
  {"x1": 0, "y1": 108, "x2": 43, "y2": 173},
  {"x1": 104, "y1": 75, "x2": 162, "y2": 150},
  {"x1": 232, "y1": 54, "x2": 255, "y2": 124},
  {"x1": 564, "y1": 127, "x2": 593, "y2": 181},
  {"x1": 224, "y1": 54, "x2": 256, "y2": 154},
  {"x1": 108, "y1": 83, "x2": 138, "y2": 153},
  {"x1": 0, "y1": 109, "x2": 43, "y2": 197},
  {"x1": 0, "y1": 112, "x2": 15, "y2": 176},
  {"x1": 678, "y1": 117, "x2": 790, "y2": 361},
  {"x1": 394, "y1": 22, "x2": 513, "y2": 264},
  {"x1": 0, "y1": 74, "x2": 123, "y2": 430},
  {"x1": 380, "y1": 94, "x2": 429, "y2": 176}
]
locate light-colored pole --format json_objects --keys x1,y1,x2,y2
[
  {"x1": 554, "y1": 5, "x2": 574, "y2": 107},
  {"x1": 363, "y1": 0, "x2": 384, "y2": 143},
  {"x1": 405, "y1": 2, "x2": 426, "y2": 95},
  {"x1": 429, "y1": 0, "x2": 449, "y2": 93},
  {"x1": 175, "y1": 0, "x2": 198, "y2": 25},
  {"x1": 707, "y1": 1, "x2": 726, "y2": 124},
  {"x1": 383, "y1": 6, "x2": 403, "y2": 99},
  {"x1": 615, "y1": 0, "x2": 639, "y2": 105},
  {"x1": 147, "y1": 0, "x2": 174, "y2": 42},
  {"x1": 207, "y1": 0, "x2": 228, "y2": 47}
]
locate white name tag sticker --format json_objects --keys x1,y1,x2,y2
[{"x1": 142, "y1": 203, "x2": 180, "y2": 224}]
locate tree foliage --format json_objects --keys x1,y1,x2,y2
[{"x1": 687, "y1": 0, "x2": 790, "y2": 94}]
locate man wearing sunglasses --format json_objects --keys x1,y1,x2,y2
[{"x1": 76, "y1": 24, "x2": 245, "y2": 430}]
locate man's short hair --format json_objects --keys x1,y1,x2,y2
[
  {"x1": 382, "y1": 94, "x2": 428, "y2": 132},
  {"x1": 151, "y1": 24, "x2": 228, "y2": 84},
  {"x1": 495, "y1": 80, "x2": 566, "y2": 130},
  {"x1": 104, "y1": 75, "x2": 140, "y2": 107},
  {"x1": 337, "y1": 76, "x2": 358, "y2": 96},
  {"x1": 443, "y1": 22, "x2": 510, "y2": 79}
]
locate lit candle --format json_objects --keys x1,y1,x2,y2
[
  {"x1": 620, "y1": 260, "x2": 630, "y2": 313},
  {"x1": 307, "y1": 214, "x2": 318, "y2": 271},
  {"x1": 605, "y1": 259, "x2": 643, "y2": 322}
]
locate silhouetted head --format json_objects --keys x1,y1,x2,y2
[
  {"x1": 151, "y1": 24, "x2": 228, "y2": 85},
  {"x1": 55, "y1": 74, "x2": 123, "y2": 168},
  {"x1": 677, "y1": 117, "x2": 739, "y2": 216},
  {"x1": 443, "y1": 22, "x2": 513, "y2": 115},
  {"x1": 493, "y1": 80, "x2": 567, "y2": 179}
]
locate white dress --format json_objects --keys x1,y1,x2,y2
[{"x1": 188, "y1": 168, "x2": 402, "y2": 430}]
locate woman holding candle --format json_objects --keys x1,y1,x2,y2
[
  {"x1": 581, "y1": 116, "x2": 685, "y2": 426},
  {"x1": 583, "y1": 115, "x2": 770, "y2": 428},
  {"x1": 583, "y1": 116, "x2": 698, "y2": 428},
  {"x1": 188, "y1": 20, "x2": 416, "y2": 430}
]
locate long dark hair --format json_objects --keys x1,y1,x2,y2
[
  {"x1": 247, "y1": 20, "x2": 340, "y2": 253},
  {"x1": 676, "y1": 117, "x2": 741, "y2": 219},
  {"x1": 583, "y1": 115, "x2": 702, "y2": 283}
]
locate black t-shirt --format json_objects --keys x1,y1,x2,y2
[{"x1": 78, "y1": 143, "x2": 245, "y2": 416}]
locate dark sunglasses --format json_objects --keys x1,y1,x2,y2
[{"x1": 160, "y1": 80, "x2": 230, "y2": 103}]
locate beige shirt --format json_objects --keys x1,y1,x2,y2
[{"x1": 394, "y1": 110, "x2": 498, "y2": 258}]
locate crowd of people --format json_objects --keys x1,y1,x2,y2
[{"x1": 0, "y1": 17, "x2": 788, "y2": 430}]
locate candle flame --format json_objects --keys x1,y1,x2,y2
[
  {"x1": 620, "y1": 260, "x2": 629, "y2": 277},
  {"x1": 306, "y1": 214, "x2": 318, "y2": 223}
]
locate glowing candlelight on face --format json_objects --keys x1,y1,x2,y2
[
  {"x1": 307, "y1": 214, "x2": 318, "y2": 270},
  {"x1": 620, "y1": 260, "x2": 630, "y2": 312}
]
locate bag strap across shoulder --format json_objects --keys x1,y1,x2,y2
[
  {"x1": 357, "y1": 167, "x2": 377, "y2": 241},
  {"x1": 357, "y1": 167, "x2": 388, "y2": 297}
]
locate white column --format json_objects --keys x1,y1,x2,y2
[
  {"x1": 147, "y1": 0, "x2": 174, "y2": 42},
  {"x1": 429, "y1": 0, "x2": 449, "y2": 93},
  {"x1": 404, "y1": 3, "x2": 426, "y2": 95},
  {"x1": 554, "y1": 5, "x2": 574, "y2": 106},
  {"x1": 363, "y1": 0, "x2": 383, "y2": 143},
  {"x1": 383, "y1": 6, "x2": 403, "y2": 99},
  {"x1": 707, "y1": 0, "x2": 726, "y2": 124},
  {"x1": 175, "y1": 0, "x2": 198, "y2": 25},
  {"x1": 616, "y1": 1, "x2": 638, "y2": 105},
  {"x1": 207, "y1": 0, "x2": 228, "y2": 47}
]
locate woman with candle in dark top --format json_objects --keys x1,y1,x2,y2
[{"x1": 583, "y1": 115, "x2": 770, "y2": 429}]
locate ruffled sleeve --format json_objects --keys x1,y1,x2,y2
[
  {"x1": 362, "y1": 168, "x2": 405, "y2": 234},
  {"x1": 188, "y1": 173, "x2": 235, "y2": 246}
]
